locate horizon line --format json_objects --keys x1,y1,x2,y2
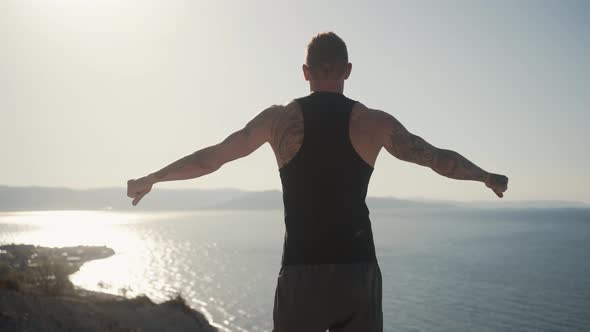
[{"x1": 1, "y1": 184, "x2": 588, "y2": 206}]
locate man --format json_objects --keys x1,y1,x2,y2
[{"x1": 127, "y1": 32, "x2": 509, "y2": 332}]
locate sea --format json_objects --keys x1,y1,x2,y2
[{"x1": 0, "y1": 208, "x2": 589, "y2": 332}]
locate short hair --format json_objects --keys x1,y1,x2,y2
[{"x1": 305, "y1": 32, "x2": 349, "y2": 78}]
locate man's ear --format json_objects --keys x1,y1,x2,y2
[
  {"x1": 302, "y1": 64, "x2": 312, "y2": 81},
  {"x1": 343, "y1": 63, "x2": 352, "y2": 80}
]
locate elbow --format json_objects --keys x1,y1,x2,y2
[
  {"x1": 191, "y1": 147, "x2": 224, "y2": 174},
  {"x1": 431, "y1": 150, "x2": 458, "y2": 175},
  {"x1": 200, "y1": 158, "x2": 223, "y2": 174},
  {"x1": 433, "y1": 156, "x2": 453, "y2": 173}
]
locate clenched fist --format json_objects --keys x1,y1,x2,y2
[
  {"x1": 127, "y1": 175, "x2": 155, "y2": 206},
  {"x1": 485, "y1": 173, "x2": 509, "y2": 198}
]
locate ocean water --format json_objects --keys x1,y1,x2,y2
[{"x1": 0, "y1": 209, "x2": 589, "y2": 332}]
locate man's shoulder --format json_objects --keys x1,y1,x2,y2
[
  {"x1": 264, "y1": 99, "x2": 299, "y2": 112},
  {"x1": 255, "y1": 102, "x2": 289, "y2": 120},
  {"x1": 267, "y1": 99, "x2": 302, "y2": 116},
  {"x1": 257, "y1": 100, "x2": 302, "y2": 130},
  {"x1": 351, "y1": 101, "x2": 387, "y2": 122}
]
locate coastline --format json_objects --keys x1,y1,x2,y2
[{"x1": 0, "y1": 244, "x2": 217, "y2": 332}]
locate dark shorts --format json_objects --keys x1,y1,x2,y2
[{"x1": 272, "y1": 262, "x2": 383, "y2": 332}]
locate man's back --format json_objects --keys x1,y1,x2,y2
[
  {"x1": 269, "y1": 95, "x2": 382, "y2": 171},
  {"x1": 273, "y1": 91, "x2": 377, "y2": 265},
  {"x1": 266, "y1": 92, "x2": 385, "y2": 331}
]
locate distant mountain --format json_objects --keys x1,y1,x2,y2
[
  {"x1": 207, "y1": 190, "x2": 284, "y2": 210},
  {"x1": 367, "y1": 196, "x2": 455, "y2": 210},
  {"x1": 480, "y1": 200, "x2": 588, "y2": 209},
  {"x1": 0, "y1": 186, "x2": 244, "y2": 211},
  {"x1": 0, "y1": 185, "x2": 587, "y2": 212},
  {"x1": 418, "y1": 198, "x2": 590, "y2": 209},
  {"x1": 208, "y1": 192, "x2": 457, "y2": 210}
]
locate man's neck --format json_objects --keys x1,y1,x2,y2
[{"x1": 309, "y1": 80, "x2": 345, "y2": 94}]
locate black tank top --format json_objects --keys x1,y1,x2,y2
[{"x1": 279, "y1": 91, "x2": 377, "y2": 265}]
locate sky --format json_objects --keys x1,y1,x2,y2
[{"x1": 1, "y1": 0, "x2": 588, "y2": 203}]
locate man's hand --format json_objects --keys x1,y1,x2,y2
[
  {"x1": 127, "y1": 175, "x2": 155, "y2": 206},
  {"x1": 485, "y1": 173, "x2": 509, "y2": 198}
]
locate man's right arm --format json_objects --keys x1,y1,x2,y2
[
  {"x1": 375, "y1": 110, "x2": 508, "y2": 198},
  {"x1": 127, "y1": 106, "x2": 279, "y2": 206}
]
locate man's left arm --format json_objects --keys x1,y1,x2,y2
[
  {"x1": 376, "y1": 109, "x2": 509, "y2": 198},
  {"x1": 127, "y1": 106, "x2": 279, "y2": 205}
]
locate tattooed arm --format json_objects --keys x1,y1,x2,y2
[
  {"x1": 377, "y1": 110, "x2": 508, "y2": 198},
  {"x1": 127, "y1": 106, "x2": 279, "y2": 206}
]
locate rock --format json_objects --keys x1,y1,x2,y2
[{"x1": 0, "y1": 290, "x2": 217, "y2": 332}]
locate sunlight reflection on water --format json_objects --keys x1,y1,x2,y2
[
  {"x1": 0, "y1": 210, "x2": 244, "y2": 332},
  {"x1": 0, "y1": 211, "x2": 150, "y2": 296}
]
